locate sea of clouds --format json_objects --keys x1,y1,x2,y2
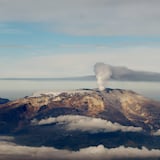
[{"x1": 0, "y1": 137, "x2": 160, "y2": 160}]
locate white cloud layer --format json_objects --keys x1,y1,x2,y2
[
  {"x1": 33, "y1": 115, "x2": 142, "y2": 133},
  {"x1": 1, "y1": 47, "x2": 160, "y2": 78},
  {"x1": 1, "y1": 1, "x2": 160, "y2": 78},
  {"x1": 0, "y1": 140, "x2": 160, "y2": 160},
  {"x1": 153, "y1": 129, "x2": 160, "y2": 136},
  {"x1": 0, "y1": 0, "x2": 160, "y2": 36}
]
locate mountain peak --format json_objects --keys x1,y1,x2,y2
[{"x1": 0, "y1": 88, "x2": 160, "y2": 134}]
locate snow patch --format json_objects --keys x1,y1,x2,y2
[{"x1": 30, "y1": 89, "x2": 93, "y2": 98}]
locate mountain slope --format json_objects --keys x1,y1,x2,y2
[{"x1": 0, "y1": 88, "x2": 160, "y2": 133}]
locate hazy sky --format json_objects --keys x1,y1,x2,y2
[{"x1": 1, "y1": 0, "x2": 160, "y2": 77}]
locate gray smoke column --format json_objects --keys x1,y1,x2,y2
[{"x1": 94, "y1": 63, "x2": 112, "y2": 91}]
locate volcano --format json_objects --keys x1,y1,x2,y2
[{"x1": 0, "y1": 88, "x2": 160, "y2": 153}]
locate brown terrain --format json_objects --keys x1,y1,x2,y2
[{"x1": 0, "y1": 88, "x2": 160, "y2": 134}]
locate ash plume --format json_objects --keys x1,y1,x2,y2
[
  {"x1": 93, "y1": 63, "x2": 160, "y2": 82},
  {"x1": 94, "y1": 63, "x2": 112, "y2": 91}
]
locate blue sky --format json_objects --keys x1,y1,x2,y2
[{"x1": 1, "y1": 0, "x2": 160, "y2": 77}]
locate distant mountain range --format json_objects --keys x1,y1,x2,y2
[
  {"x1": 1, "y1": 66, "x2": 160, "y2": 81},
  {"x1": 0, "y1": 98, "x2": 9, "y2": 104}
]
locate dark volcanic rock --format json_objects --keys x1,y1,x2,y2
[
  {"x1": 0, "y1": 98, "x2": 9, "y2": 104},
  {"x1": 14, "y1": 125, "x2": 160, "y2": 150}
]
